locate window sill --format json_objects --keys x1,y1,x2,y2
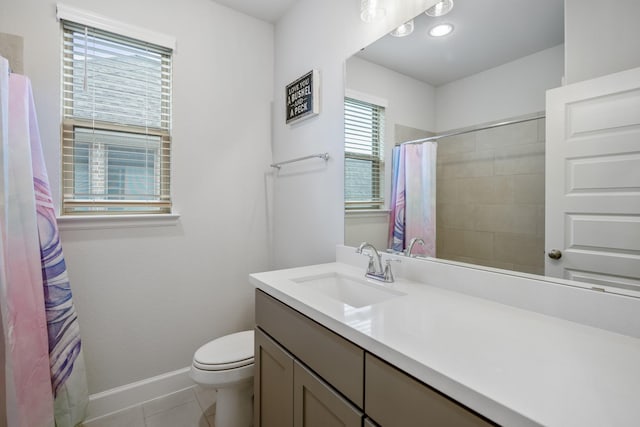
[
  {"x1": 57, "y1": 213, "x2": 181, "y2": 231},
  {"x1": 344, "y1": 209, "x2": 390, "y2": 218}
]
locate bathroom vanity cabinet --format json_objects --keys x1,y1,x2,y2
[
  {"x1": 254, "y1": 289, "x2": 494, "y2": 427},
  {"x1": 255, "y1": 328, "x2": 364, "y2": 426}
]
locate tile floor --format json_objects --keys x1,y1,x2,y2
[{"x1": 82, "y1": 386, "x2": 217, "y2": 427}]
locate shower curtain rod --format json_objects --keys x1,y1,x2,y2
[{"x1": 400, "y1": 113, "x2": 546, "y2": 146}]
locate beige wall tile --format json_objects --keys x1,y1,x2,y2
[
  {"x1": 437, "y1": 132, "x2": 476, "y2": 156},
  {"x1": 444, "y1": 229, "x2": 494, "y2": 260},
  {"x1": 439, "y1": 203, "x2": 477, "y2": 229},
  {"x1": 436, "y1": 227, "x2": 446, "y2": 255},
  {"x1": 537, "y1": 118, "x2": 546, "y2": 142},
  {"x1": 440, "y1": 150, "x2": 494, "y2": 179},
  {"x1": 476, "y1": 119, "x2": 538, "y2": 151},
  {"x1": 436, "y1": 161, "x2": 445, "y2": 182},
  {"x1": 474, "y1": 205, "x2": 538, "y2": 234},
  {"x1": 536, "y1": 205, "x2": 545, "y2": 238},
  {"x1": 494, "y1": 142, "x2": 545, "y2": 175},
  {"x1": 513, "y1": 174, "x2": 545, "y2": 204},
  {"x1": 457, "y1": 175, "x2": 514, "y2": 205},
  {"x1": 395, "y1": 124, "x2": 433, "y2": 145},
  {"x1": 436, "y1": 177, "x2": 460, "y2": 204},
  {"x1": 494, "y1": 233, "x2": 545, "y2": 267},
  {"x1": 434, "y1": 118, "x2": 548, "y2": 272},
  {"x1": 0, "y1": 33, "x2": 24, "y2": 74}
]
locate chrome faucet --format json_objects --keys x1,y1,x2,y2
[
  {"x1": 405, "y1": 237, "x2": 425, "y2": 257},
  {"x1": 356, "y1": 242, "x2": 398, "y2": 283}
]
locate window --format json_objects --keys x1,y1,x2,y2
[
  {"x1": 61, "y1": 20, "x2": 172, "y2": 215},
  {"x1": 344, "y1": 97, "x2": 385, "y2": 209}
]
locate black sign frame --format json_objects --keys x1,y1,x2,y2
[{"x1": 285, "y1": 69, "x2": 320, "y2": 124}]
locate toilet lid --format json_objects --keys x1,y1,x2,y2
[{"x1": 193, "y1": 330, "x2": 254, "y2": 371}]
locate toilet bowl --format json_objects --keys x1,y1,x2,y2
[{"x1": 190, "y1": 330, "x2": 255, "y2": 427}]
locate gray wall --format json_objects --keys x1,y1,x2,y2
[
  {"x1": 565, "y1": 0, "x2": 640, "y2": 84},
  {"x1": 272, "y1": 0, "x2": 433, "y2": 269},
  {"x1": 0, "y1": 0, "x2": 274, "y2": 394}
]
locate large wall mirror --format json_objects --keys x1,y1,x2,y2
[{"x1": 344, "y1": 0, "x2": 565, "y2": 277}]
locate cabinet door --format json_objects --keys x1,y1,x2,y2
[
  {"x1": 255, "y1": 328, "x2": 294, "y2": 427},
  {"x1": 256, "y1": 289, "x2": 364, "y2": 407},
  {"x1": 365, "y1": 354, "x2": 495, "y2": 427},
  {"x1": 364, "y1": 418, "x2": 379, "y2": 427},
  {"x1": 294, "y1": 361, "x2": 362, "y2": 427}
]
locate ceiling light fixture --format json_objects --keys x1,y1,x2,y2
[
  {"x1": 390, "y1": 19, "x2": 414, "y2": 37},
  {"x1": 429, "y1": 23, "x2": 454, "y2": 37},
  {"x1": 425, "y1": 0, "x2": 454, "y2": 17},
  {"x1": 360, "y1": 0, "x2": 386, "y2": 23}
]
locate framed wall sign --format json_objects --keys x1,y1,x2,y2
[{"x1": 286, "y1": 69, "x2": 320, "y2": 124}]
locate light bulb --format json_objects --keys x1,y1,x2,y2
[
  {"x1": 390, "y1": 20, "x2": 414, "y2": 37},
  {"x1": 428, "y1": 23, "x2": 454, "y2": 37},
  {"x1": 361, "y1": 0, "x2": 386, "y2": 23},
  {"x1": 425, "y1": 0, "x2": 454, "y2": 17}
]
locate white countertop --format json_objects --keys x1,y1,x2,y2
[{"x1": 250, "y1": 261, "x2": 640, "y2": 427}]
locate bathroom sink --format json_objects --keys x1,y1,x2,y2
[{"x1": 292, "y1": 272, "x2": 406, "y2": 308}]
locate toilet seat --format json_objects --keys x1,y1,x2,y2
[
  {"x1": 193, "y1": 330, "x2": 254, "y2": 371},
  {"x1": 193, "y1": 356, "x2": 253, "y2": 371}
]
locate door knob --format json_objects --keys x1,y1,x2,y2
[{"x1": 548, "y1": 249, "x2": 562, "y2": 260}]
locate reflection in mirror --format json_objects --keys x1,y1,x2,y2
[{"x1": 344, "y1": 0, "x2": 564, "y2": 276}]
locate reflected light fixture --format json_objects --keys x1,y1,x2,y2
[
  {"x1": 390, "y1": 19, "x2": 414, "y2": 37},
  {"x1": 429, "y1": 23, "x2": 454, "y2": 37},
  {"x1": 361, "y1": 0, "x2": 386, "y2": 23},
  {"x1": 425, "y1": 0, "x2": 454, "y2": 17}
]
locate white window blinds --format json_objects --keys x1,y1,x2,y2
[
  {"x1": 61, "y1": 20, "x2": 172, "y2": 215},
  {"x1": 344, "y1": 97, "x2": 385, "y2": 209}
]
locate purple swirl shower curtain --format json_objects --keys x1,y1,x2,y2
[
  {"x1": 1, "y1": 57, "x2": 88, "y2": 427},
  {"x1": 388, "y1": 142, "x2": 437, "y2": 256}
]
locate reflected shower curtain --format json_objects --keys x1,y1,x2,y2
[
  {"x1": 0, "y1": 57, "x2": 88, "y2": 427},
  {"x1": 388, "y1": 142, "x2": 437, "y2": 256}
]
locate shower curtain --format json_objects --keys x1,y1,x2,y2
[
  {"x1": 388, "y1": 142, "x2": 437, "y2": 256},
  {"x1": 0, "y1": 56, "x2": 88, "y2": 427}
]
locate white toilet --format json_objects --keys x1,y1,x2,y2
[{"x1": 190, "y1": 330, "x2": 255, "y2": 427}]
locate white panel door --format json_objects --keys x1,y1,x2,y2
[{"x1": 546, "y1": 66, "x2": 640, "y2": 295}]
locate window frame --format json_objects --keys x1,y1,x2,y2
[
  {"x1": 344, "y1": 94, "x2": 386, "y2": 211},
  {"x1": 60, "y1": 17, "x2": 173, "y2": 216}
]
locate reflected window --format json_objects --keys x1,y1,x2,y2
[{"x1": 344, "y1": 97, "x2": 385, "y2": 210}]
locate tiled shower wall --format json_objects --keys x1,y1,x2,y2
[
  {"x1": 0, "y1": 33, "x2": 24, "y2": 73},
  {"x1": 435, "y1": 117, "x2": 545, "y2": 275}
]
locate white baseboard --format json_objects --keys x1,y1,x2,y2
[{"x1": 85, "y1": 366, "x2": 194, "y2": 421}]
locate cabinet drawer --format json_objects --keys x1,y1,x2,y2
[
  {"x1": 365, "y1": 354, "x2": 496, "y2": 427},
  {"x1": 255, "y1": 289, "x2": 364, "y2": 407}
]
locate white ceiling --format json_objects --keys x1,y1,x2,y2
[
  {"x1": 211, "y1": 0, "x2": 564, "y2": 86},
  {"x1": 212, "y1": 0, "x2": 298, "y2": 23},
  {"x1": 357, "y1": 0, "x2": 564, "y2": 86}
]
